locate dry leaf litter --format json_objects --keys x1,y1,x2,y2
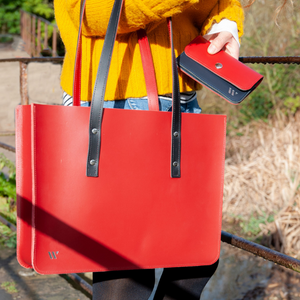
[{"x1": 224, "y1": 116, "x2": 300, "y2": 258}]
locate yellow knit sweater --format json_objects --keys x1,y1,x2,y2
[{"x1": 54, "y1": 0, "x2": 244, "y2": 101}]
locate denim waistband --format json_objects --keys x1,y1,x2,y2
[{"x1": 63, "y1": 91, "x2": 197, "y2": 106}]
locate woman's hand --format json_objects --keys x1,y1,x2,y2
[{"x1": 205, "y1": 31, "x2": 239, "y2": 60}]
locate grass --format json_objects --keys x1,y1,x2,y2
[
  {"x1": 223, "y1": 212, "x2": 275, "y2": 243},
  {"x1": 0, "y1": 197, "x2": 16, "y2": 248},
  {"x1": 1, "y1": 281, "x2": 18, "y2": 294},
  {"x1": 0, "y1": 154, "x2": 17, "y2": 248},
  {"x1": 239, "y1": 213, "x2": 275, "y2": 237},
  {"x1": 0, "y1": 153, "x2": 16, "y2": 205}
]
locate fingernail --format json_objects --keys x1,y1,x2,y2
[{"x1": 208, "y1": 44, "x2": 217, "y2": 54}]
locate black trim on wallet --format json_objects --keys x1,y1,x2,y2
[{"x1": 177, "y1": 52, "x2": 263, "y2": 105}]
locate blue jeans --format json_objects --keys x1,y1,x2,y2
[{"x1": 80, "y1": 94, "x2": 202, "y2": 114}]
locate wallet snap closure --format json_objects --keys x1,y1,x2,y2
[{"x1": 215, "y1": 63, "x2": 223, "y2": 69}]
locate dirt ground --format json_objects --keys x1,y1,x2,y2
[
  {"x1": 0, "y1": 245, "x2": 91, "y2": 300},
  {"x1": 1, "y1": 242, "x2": 300, "y2": 300}
]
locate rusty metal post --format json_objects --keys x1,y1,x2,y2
[
  {"x1": 44, "y1": 23, "x2": 48, "y2": 51},
  {"x1": 27, "y1": 13, "x2": 30, "y2": 54},
  {"x1": 20, "y1": 11, "x2": 24, "y2": 42},
  {"x1": 19, "y1": 62, "x2": 29, "y2": 105},
  {"x1": 31, "y1": 15, "x2": 36, "y2": 56},
  {"x1": 25, "y1": 13, "x2": 30, "y2": 54},
  {"x1": 37, "y1": 19, "x2": 41, "y2": 55},
  {"x1": 22, "y1": 12, "x2": 26, "y2": 52},
  {"x1": 52, "y1": 27, "x2": 57, "y2": 57}
]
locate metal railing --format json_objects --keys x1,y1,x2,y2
[
  {"x1": 0, "y1": 55, "x2": 300, "y2": 297},
  {"x1": 20, "y1": 10, "x2": 60, "y2": 57},
  {"x1": 0, "y1": 214, "x2": 92, "y2": 296}
]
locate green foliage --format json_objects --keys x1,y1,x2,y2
[
  {"x1": 0, "y1": 173, "x2": 16, "y2": 202},
  {"x1": 22, "y1": 0, "x2": 54, "y2": 19},
  {"x1": 0, "y1": 154, "x2": 16, "y2": 210},
  {"x1": 284, "y1": 96, "x2": 300, "y2": 114},
  {"x1": 0, "y1": 154, "x2": 17, "y2": 249},
  {"x1": 236, "y1": 4, "x2": 300, "y2": 124},
  {"x1": 239, "y1": 89, "x2": 274, "y2": 123},
  {"x1": 235, "y1": 62, "x2": 300, "y2": 125},
  {"x1": 1, "y1": 281, "x2": 18, "y2": 294},
  {"x1": 0, "y1": 153, "x2": 16, "y2": 176},
  {"x1": 0, "y1": 0, "x2": 54, "y2": 34},
  {"x1": 0, "y1": 183, "x2": 17, "y2": 249},
  {"x1": 0, "y1": 35, "x2": 14, "y2": 43},
  {"x1": 0, "y1": 223, "x2": 16, "y2": 248},
  {"x1": 0, "y1": 1, "x2": 22, "y2": 34},
  {"x1": 239, "y1": 213, "x2": 274, "y2": 237}
]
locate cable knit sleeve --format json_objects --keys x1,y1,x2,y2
[
  {"x1": 65, "y1": 0, "x2": 199, "y2": 37},
  {"x1": 201, "y1": 0, "x2": 244, "y2": 40}
]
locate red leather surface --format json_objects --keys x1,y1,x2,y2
[
  {"x1": 137, "y1": 29, "x2": 159, "y2": 111},
  {"x1": 28, "y1": 104, "x2": 226, "y2": 274},
  {"x1": 15, "y1": 106, "x2": 33, "y2": 269},
  {"x1": 72, "y1": 2, "x2": 85, "y2": 106},
  {"x1": 185, "y1": 36, "x2": 263, "y2": 91},
  {"x1": 73, "y1": 41, "x2": 82, "y2": 106}
]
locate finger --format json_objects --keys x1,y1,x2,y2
[
  {"x1": 224, "y1": 38, "x2": 240, "y2": 60},
  {"x1": 203, "y1": 33, "x2": 218, "y2": 41},
  {"x1": 207, "y1": 31, "x2": 232, "y2": 55}
]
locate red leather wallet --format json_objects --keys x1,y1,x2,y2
[{"x1": 177, "y1": 35, "x2": 263, "y2": 104}]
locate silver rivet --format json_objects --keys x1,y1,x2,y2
[
  {"x1": 90, "y1": 159, "x2": 96, "y2": 166},
  {"x1": 92, "y1": 128, "x2": 98, "y2": 134},
  {"x1": 173, "y1": 161, "x2": 178, "y2": 167},
  {"x1": 215, "y1": 63, "x2": 223, "y2": 69},
  {"x1": 173, "y1": 131, "x2": 179, "y2": 137}
]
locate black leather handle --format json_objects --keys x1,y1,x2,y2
[
  {"x1": 80, "y1": 0, "x2": 182, "y2": 178},
  {"x1": 86, "y1": 0, "x2": 125, "y2": 177},
  {"x1": 168, "y1": 18, "x2": 181, "y2": 178}
]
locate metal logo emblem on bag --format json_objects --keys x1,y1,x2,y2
[
  {"x1": 48, "y1": 251, "x2": 59, "y2": 259},
  {"x1": 228, "y1": 87, "x2": 238, "y2": 96}
]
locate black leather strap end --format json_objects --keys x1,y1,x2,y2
[
  {"x1": 86, "y1": 0, "x2": 124, "y2": 177},
  {"x1": 168, "y1": 18, "x2": 181, "y2": 178}
]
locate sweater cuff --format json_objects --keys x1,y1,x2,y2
[
  {"x1": 203, "y1": 19, "x2": 240, "y2": 47},
  {"x1": 201, "y1": 0, "x2": 244, "y2": 42}
]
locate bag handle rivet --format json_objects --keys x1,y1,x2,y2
[
  {"x1": 173, "y1": 131, "x2": 179, "y2": 137},
  {"x1": 215, "y1": 63, "x2": 223, "y2": 69},
  {"x1": 90, "y1": 159, "x2": 96, "y2": 166},
  {"x1": 92, "y1": 128, "x2": 98, "y2": 134},
  {"x1": 173, "y1": 161, "x2": 178, "y2": 167}
]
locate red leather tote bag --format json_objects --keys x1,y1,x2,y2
[{"x1": 16, "y1": 0, "x2": 226, "y2": 274}]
